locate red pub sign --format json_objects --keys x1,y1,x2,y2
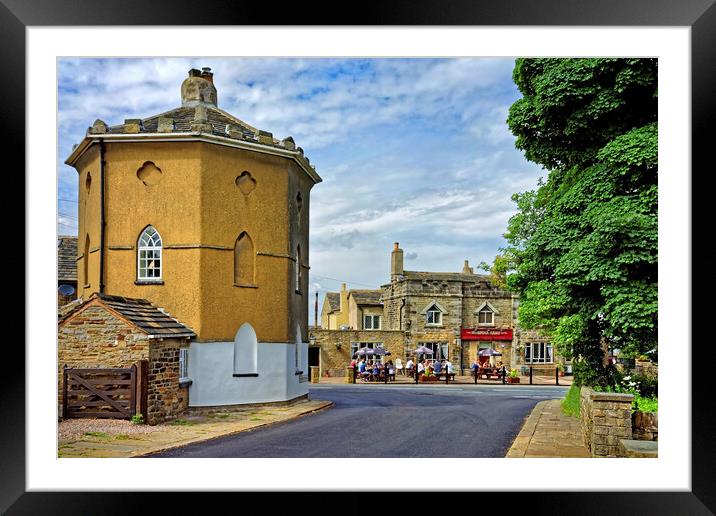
[{"x1": 461, "y1": 328, "x2": 514, "y2": 341}]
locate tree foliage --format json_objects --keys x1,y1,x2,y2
[{"x1": 505, "y1": 58, "x2": 658, "y2": 387}]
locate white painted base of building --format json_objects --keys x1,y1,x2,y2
[{"x1": 187, "y1": 341, "x2": 309, "y2": 407}]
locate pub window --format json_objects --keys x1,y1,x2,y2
[
  {"x1": 525, "y1": 342, "x2": 553, "y2": 364},
  {"x1": 363, "y1": 314, "x2": 381, "y2": 330}
]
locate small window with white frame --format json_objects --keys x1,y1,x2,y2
[
  {"x1": 179, "y1": 348, "x2": 189, "y2": 380},
  {"x1": 137, "y1": 225, "x2": 162, "y2": 280},
  {"x1": 363, "y1": 314, "x2": 381, "y2": 330},
  {"x1": 478, "y1": 306, "x2": 495, "y2": 325},
  {"x1": 426, "y1": 305, "x2": 442, "y2": 326}
]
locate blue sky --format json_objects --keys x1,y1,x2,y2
[{"x1": 57, "y1": 57, "x2": 545, "y2": 323}]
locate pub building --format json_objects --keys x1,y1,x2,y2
[{"x1": 310, "y1": 242, "x2": 560, "y2": 378}]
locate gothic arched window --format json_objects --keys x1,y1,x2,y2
[
  {"x1": 234, "y1": 232, "x2": 255, "y2": 285},
  {"x1": 137, "y1": 226, "x2": 162, "y2": 280}
]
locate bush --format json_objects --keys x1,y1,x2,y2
[
  {"x1": 130, "y1": 414, "x2": 144, "y2": 425},
  {"x1": 633, "y1": 393, "x2": 658, "y2": 413}
]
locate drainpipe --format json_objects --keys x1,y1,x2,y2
[
  {"x1": 399, "y1": 298, "x2": 406, "y2": 330},
  {"x1": 99, "y1": 138, "x2": 106, "y2": 293}
]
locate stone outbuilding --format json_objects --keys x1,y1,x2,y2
[
  {"x1": 64, "y1": 67, "x2": 321, "y2": 407},
  {"x1": 58, "y1": 293, "x2": 196, "y2": 424}
]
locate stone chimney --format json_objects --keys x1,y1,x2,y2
[
  {"x1": 391, "y1": 242, "x2": 404, "y2": 277},
  {"x1": 339, "y1": 283, "x2": 348, "y2": 313},
  {"x1": 462, "y1": 260, "x2": 472, "y2": 274},
  {"x1": 181, "y1": 67, "x2": 218, "y2": 107}
]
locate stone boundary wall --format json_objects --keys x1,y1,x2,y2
[
  {"x1": 632, "y1": 411, "x2": 658, "y2": 441},
  {"x1": 580, "y1": 387, "x2": 633, "y2": 457}
]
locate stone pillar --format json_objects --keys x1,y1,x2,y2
[
  {"x1": 310, "y1": 366, "x2": 320, "y2": 383},
  {"x1": 580, "y1": 387, "x2": 634, "y2": 457},
  {"x1": 345, "y1": 366, "x2": 355, "y2": 383}
]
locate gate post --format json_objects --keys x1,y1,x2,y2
[
  {"x1": 129, "y1": 364, "x2": 137, "y2": 417},
  {"x1": 530, "y1": 366, "x2": 533, "y2": 385},
  {"x1": 62, "y1": 365, "x2": 68, "y2": 420},
  {"x1": 135, "y1": 360, "x2": 148, "y2": 423}
]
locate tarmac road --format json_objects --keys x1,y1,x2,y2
[{"x1": 149, "y1": 384, "x2": 568, "y2": 458}]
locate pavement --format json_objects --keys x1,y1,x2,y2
[
  {"x1": 505, "y1": 398, "x2": 590, "y2": 458},
  {"x1": 315, "y1": 371, "x2": 572, "y2": 386},
  {"x1": 58, "y1": 398, "x2": 333, "y2": 458}
]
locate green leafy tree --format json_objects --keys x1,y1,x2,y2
[{"x1": 505, "y1": 58, "x2": 657, "y2": 387}]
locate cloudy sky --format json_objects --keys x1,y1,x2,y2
[{"x1": 57, "y1": 57, "x2": 545, "y2": 324}]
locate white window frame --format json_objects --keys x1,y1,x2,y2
[
  {"x1": 351, "y1": 342, "x2": 385, "y2": 364},
  {"x1": 179, "y1": 348, "x2": 189, "y2": 380},
  {"x1": 137, "y1": 226, "x2": 162, "y2": 280},
  {"x1": 426, "y1": 306, "x2": 442, "y2": 326},
  {"x1": 525, "y1": 342, "x2": 554, "y2": 364},
  {"x1": 420, "y1": 342, "x2": 448, "y2": 361},
  {"x1": 478, "y1": 307, "x2": 495, "y2": 325},
  {"x1": 363, "y1": 314, "x2": 381, "y2": 330}
]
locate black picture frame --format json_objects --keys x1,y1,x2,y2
[{"x1": 6, "y1": 0, "x2": 711, "y2": 513}]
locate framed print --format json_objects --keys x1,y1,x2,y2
[{"x1": 7, "y1": 0, "x2": 714, "y2": 512}]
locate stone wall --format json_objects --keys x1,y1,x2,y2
[
  {"x1": 311, "y1": 329, "x2": 407, "y2": 376},
  {"x1": 147, "y1": 340, "x2": 189, "y2": 425},
  {"x1": 59, "y1": 304, "x2": 189, "y2": 424},
  {"x1": 580, "y1": 387, "x2": 633, "y2": 457},
  {"x1": 632, "y1": 411, "x2": 658, "y2": 441}
]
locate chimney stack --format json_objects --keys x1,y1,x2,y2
[
  {"x1": 181, "y1": 67, "x2": 218, "y2": 107},
  {"x1": 462, "y1": 260, "x2": 471, "y2": 274},
  {"x1": 391, "y1": 242, "x2": 404, "y2": 277}
]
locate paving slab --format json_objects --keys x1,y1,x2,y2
[{"x1": 506, "y1": 399, "x2": 590, "y2": 458}]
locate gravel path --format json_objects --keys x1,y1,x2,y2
[{"x1": 58, "y1": 418, "x2": 164, "y2": 442}]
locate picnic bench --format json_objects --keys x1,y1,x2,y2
[
  {"x1": 472, "y1": 367, "x2": 503, "y2": 380},
  {"x1": 436, "y1": 372, "x2": 456, "y2": 381}
]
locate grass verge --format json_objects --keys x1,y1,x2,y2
[{"x1": 561, "y1": 384, "x2": 581, "y2": 418}]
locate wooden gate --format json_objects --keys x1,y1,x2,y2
[{"x1": 62, "y1": 365, "x2": 138, "y2": 420}]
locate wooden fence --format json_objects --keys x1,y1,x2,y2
[{"x1": 62, "y1": 362, "x2": 148, "y2": 421}]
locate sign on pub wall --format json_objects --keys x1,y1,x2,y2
[{"x1": 461, "y1": 328, "x2": 513, "y2": 341}]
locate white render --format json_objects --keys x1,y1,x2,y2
[{"x1": 187, "y1": 339, "x2": 309, "y2": 407}]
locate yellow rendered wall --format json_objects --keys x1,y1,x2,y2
[
  {"x1": 75, "y1": 139, "x2": 314, "y2": 344},
  {"x1": 98, "y1": 141, "x2": 204, "y2": 335},
  {"x1": 76, "y1": 147, "x2": 102, "y2": 299}
]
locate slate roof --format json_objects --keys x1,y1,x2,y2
[
  {"x1": 59, "y1": 293, "x2": 196, "y2": 338},
  {"x1": 57, "y1": 236, "x2": 77, "y2": 282},
  {"x1": 107, "y1": 106, "x2": 265, "y2": 143},
  {"x1": 349, "y1": 289, "x2": 383, "y2": 305},
  {"x1": 324, "y1": 292, "x2": 341, "y2": 313}
]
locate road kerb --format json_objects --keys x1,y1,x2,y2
[
  {"x1": 505, "y1": 400, "x2": 550, "y2": 458},
  {"x1": 135, "y1": 400, "x2": 334, "y2": 457}
]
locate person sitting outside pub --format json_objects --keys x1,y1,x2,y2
[
  {"x1": 417, "y1": 359, "x2": 425, "y2": 378},
  {"x1": 471, "y1": 359, "x2": 480, "y2": 379},
  {"x1": 433, "y1": 359, "x2": 442, "y2": 376},
  {"x1": 386, "y1": 360, "x2": 396, "y2": 381},
  {"x1": 395, "y1": 357, "x2": 404, "y2": 375},
  {"x1": 406, "y1": 357, "x2": 415, "y2": 377}
]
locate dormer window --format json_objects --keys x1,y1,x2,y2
[
  {"x1": 475, "y1": 302, "x2": 499, "y2": 326},
  {"x1": 478, "y1": 306, "x2": 494, "y2": 325},
  {"x1": 421, "y1": 300, "x2": 447, "y2": 327},
  {"x1": 426, "y1": 306, "x2": 442, "y2": 325}
]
